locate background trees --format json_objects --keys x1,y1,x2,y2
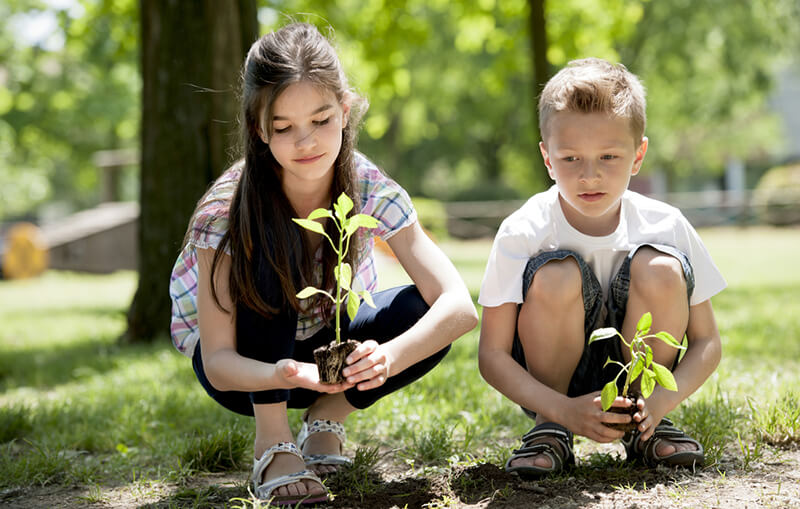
[{"x1": 1, "y1": 0, "x2": 798, "y2": 340}]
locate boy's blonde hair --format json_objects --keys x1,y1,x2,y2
[{"x1": 539, "y1": 58, "x2": 646, "y2": 144}]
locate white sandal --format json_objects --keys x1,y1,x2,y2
[
  {"x1": 297, "y1": 418, "x2": 353, "y2": 469},
  {"x1": 252, "y1": 442, "x2": 329, "y2": 505}
]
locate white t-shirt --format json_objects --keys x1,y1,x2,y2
[{"x1": 478, "y1": 186, "x2": 726, "y2": 308}]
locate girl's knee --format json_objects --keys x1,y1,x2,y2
[
  {"x1": 630, "y1": 248, "x2": 686, "y2": 298},
  {"x1": 527, "y1": 257, "x2": 583, "y2": 304}
]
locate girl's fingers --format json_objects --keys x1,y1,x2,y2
[{"x1": 346, "y1": 340, "x2": 378, "y2": 364}]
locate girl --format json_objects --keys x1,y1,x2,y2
[{"x1": 169, "y1": 23, "x2": 478, "y2": 505}]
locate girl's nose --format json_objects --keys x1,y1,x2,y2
[{"x1": 294, "y1": 126, "x2": 317, "y2": 149}]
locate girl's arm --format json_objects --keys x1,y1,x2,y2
[
  {"x1": 365, "y1": 222, "x2": 478, "y2": 375},
  {"x1": 635, "y1": 299, "x2": 722, "y2": 440},
  {"x1": 196, "y1": 247, "x2": 351, "y2": 393}
]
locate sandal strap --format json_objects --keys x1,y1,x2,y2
[
  {"x1": 251, "y1": 442, "x2": 304, "y2": 484},
  {"x1": 624, "y1": 417, "x2": 704, "y2": 467},
  {"x1": 509, "y1": 443, "x2": 564, "y2": 471},
  {"x1": 520, "y1": 423, "x2": 574, "y2": 463},
  {"x1": 505, "y1": 422, "x2": 575, "y2": 474},
  {"x1": 254, "y1": 469, "x2": 325, "y2": 501},
  {"x1": 297, "y1": 418, "x2": 347, "y2": 450}
]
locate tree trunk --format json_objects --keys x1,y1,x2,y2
[
  {"x1": 124, "y1": 0, "x2": 258, "y2": 343},
  {"x1": 528, "y1": 0, "x2": 550, "y2": 188}
]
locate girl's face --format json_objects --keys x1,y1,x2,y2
[{"x1": 262, "y1": 81, "x2": 349, "y2": 192}]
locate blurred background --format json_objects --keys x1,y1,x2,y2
[{"x1": 1, "y1": 0, "x2": 799, "y2": 339}]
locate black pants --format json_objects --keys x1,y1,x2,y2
[{"x1": 192, "y1": 284, "x2": 450, "y2": 416}]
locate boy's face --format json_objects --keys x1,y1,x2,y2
[{"x1": 540, "y1": 111, "x2": 648, "y2": 236}]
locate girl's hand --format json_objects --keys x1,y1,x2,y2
[
  {"x1": 275, "y1": 359, "x2": 353, "y2": 393},
  {"x1": 562, "y1": 392, "x2": 630, "y2": 443},
  {"x1": 342, "y1": 340, "x2": 393, "y2": 391}
]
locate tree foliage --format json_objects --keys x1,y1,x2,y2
[
  {"x1": 2, "y1": 0, "x2": 799, "y2": 222},
  {"x1": 0, "y1": 0, "x2": 139, "y2": 219}
]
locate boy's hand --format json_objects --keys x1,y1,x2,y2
[
  {"x1": 632, "y1": 395, "x2": 667, "y2": 442},
  {"x1": 276, "y1": 359, "x2": 354, "y2": 393},
  {"x1": 564, "y1": 392, "x2": 630, "y2": 443}
]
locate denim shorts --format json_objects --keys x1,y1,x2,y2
[{"x1": 511, "y1": 244, "x2": 695, "y2": 419}]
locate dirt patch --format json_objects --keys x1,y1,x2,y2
[{"x1": 3, "y1": 449, "x2": 800, "y2": 508}]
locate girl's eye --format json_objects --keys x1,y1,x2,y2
[
  {"x1": 274, "y1": 126, "x2": 290, "y2": 134},
  {"x1": 313, "y1": 117, "x2": 331, "y2": 126}
]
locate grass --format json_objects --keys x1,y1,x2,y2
[{"x1": 0, "y1": 226, "x2": 798, "y2": 506}]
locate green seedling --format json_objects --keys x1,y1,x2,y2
[
  {"x1": 588, "y1": 312, "x2": 686, "y2": 411},
  {"x1": 293, "y1": 192, "x2": 379, "y2": 344}
]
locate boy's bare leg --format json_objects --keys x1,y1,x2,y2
[
  {"x1": 303, "y1": 392, "x2": 357, "y2": 475},
  {"x1": 622, "y1": 247, "x2": 695, "y2": 455},
  {"x1": 512, "y1": 257, "x2": 586, "y2": 469},
  {"x1": 253, "y1": 402, "x2": 326, "y2": 499}
]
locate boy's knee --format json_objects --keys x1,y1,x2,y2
[
  {"x1": 630, "y1": 248, "x2": 686, "y2": 298},
  {"x1": 527, "y1": 257, "x2": 582, "y2": 304}
]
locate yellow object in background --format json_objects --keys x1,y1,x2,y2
[{"x1": 1, "y1": 222, "x2": 49, "y2": 279}]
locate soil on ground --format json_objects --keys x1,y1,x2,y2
[{"x1": 2, "y1": 442, "x2": 799, "y2": 508}]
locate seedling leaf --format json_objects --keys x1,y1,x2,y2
[
  {"x1": 307, "y1": 209, "x2": 333, "y2": 221},
  {"x1": 652, "y1": 363, "x2": 678, "y2": 391},
  {"x1": 360, "y1": 290, "x2": 376, "y2": 308},
  {"x1": 346, "y1": 290, "x2": 360, "y2": 320},
  {"x1": 641, "y1": 368, "x2": 656, "y2": 398},
  {"x1": 636, "y1": 312, "x2": 652, "y2": 335},
  {"x1": 601, "y1": 381, "x2": 618, "y2": 412},
  {"x1": 292, "y1": 218, "x2": 326, "y2": 236},
  {"x1": 589, "y1": 328, "x2": 618, "y2": 344},
  {"x1": 655, "y1": 331, "x2": 684, "y2": 349},
  {"x1": 297, "y1": 286, "x2": 330, "y2": 300},
  {"x1": 336, "y1": 263, "x2": 353, "y2": 291},
  {"x1": 345, "y1": 214, "x2": 380, "y2": 236},
  {"x1": 337, "y1": 193, "x2": 354, "y2": 216},
  {"x1": 629, "y1": 356, "x2": 644, "y2": 383}
]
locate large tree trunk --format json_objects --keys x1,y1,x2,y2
[
  {"x1": 124, "y1": 0, "x2": 258, "y2": 343},
  {"x1": 528, "y1": 0, "x2": 550, "y2": 187}
]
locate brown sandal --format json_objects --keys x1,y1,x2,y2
[
  {"x1": 623, "y1": 417, "x2": 704, "y2": 467},
  {"x1": 504, "y1": 422, "x2": 575, "y2": 478}
]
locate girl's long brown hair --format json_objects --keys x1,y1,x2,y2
[{"x1": 203, "y1": 22, "x2": 367, "y2": 320}]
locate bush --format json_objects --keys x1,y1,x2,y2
[
  {"x1": 754, "y1": 163, "x2": 800, "y2": 226},
  {"x1": 411, "y1": 197, "x2": 449, "y2": 240}
]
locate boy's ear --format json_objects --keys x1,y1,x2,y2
[
  {"x1": 539, "y1": 141, "x2": 556, "y2": 180},
  {"x1": 631, "y1": 136, "x2": 648, "y2": 176}
]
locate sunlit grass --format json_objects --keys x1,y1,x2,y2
[{"x1": 0, "y1": 226, "x2": 798, "y2": 500}]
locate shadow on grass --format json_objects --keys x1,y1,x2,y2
[{"x1": 0, "y1": 329, "x2": 172, "y2": 392}]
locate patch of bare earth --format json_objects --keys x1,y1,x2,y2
[{"x1": 3, "y1": 447, "x2": 799, "y2": 508}]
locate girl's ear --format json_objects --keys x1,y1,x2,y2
[{"x1": 341, "y1": 90, "x2": 354, "y2": 129}]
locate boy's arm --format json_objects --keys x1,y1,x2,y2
[
  {"x1": 478, "y1": 303, "x2": 629, "y2": 442},
  {"x1": 636, "y1": 299, "x2": 722, "y2": 440}
]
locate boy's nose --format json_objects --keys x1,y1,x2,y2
[{"x1": 579, "y1": 160, "x2": 603, "y2": 182}]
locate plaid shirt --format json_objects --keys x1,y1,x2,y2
[{"x1": 169, "y1": 152, "x2": 417, "y2": 357}]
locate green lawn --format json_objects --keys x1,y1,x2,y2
[{"x1": 1, "y1": 226, "x2": 798, "y2": 505}]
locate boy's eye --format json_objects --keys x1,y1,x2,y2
[
  {"x1": 563, "y1": 156, "x2": 578, "y2": 162},
  {"x1": 601, "y1": 154, "x2": 618, "y2": 160}
]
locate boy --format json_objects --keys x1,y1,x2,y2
[{"x1": 478, "y1": 58, "x2": 725, "y2": 476}]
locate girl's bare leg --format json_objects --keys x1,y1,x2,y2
[{"x1": 253, "y1": 402, "x2": 326, "y2": 498}]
